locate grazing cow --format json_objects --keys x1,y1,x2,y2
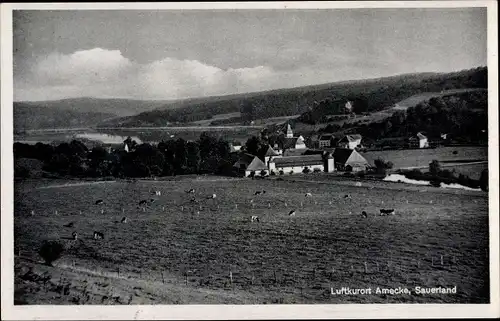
[
  {"x1": 138, "y1": 200, "x2": 148, "y2": 206},
  {"x1": 254, "y1": 191, "x2": 262, "y2": 195},
  {"x1": 288, "y1": 210, "x2": 296, "y2": 216},
  {"x1": 355, "y1": 182, "x2": 362, "y2": 187},
  {"x1": 305, "y1": 193, "x2": 312, "y2": 197},
  {"x1": 72, "y1": 231, "x2": 78, "y2": 240},
  {"x1": 207, "y1": 193, "x2": 216, "y2": 199},
  {"x1": 379, "y1": 209, "x2": 395, "y2": 216},
  {"x1": 100, "y1": 209, "x2": 105, "y2": 214},
  {"x1": 93, "y1": 231, "x2": 104, "y2": 240},
  {"x1": 149, "y1": 198, "x2": 156, "y2": 204},
  {"x1": 64, "y1": 222, "x2": 74, "y2": 228},
  {"x1": 251, "y1": 215, "x2": 260, "y2": 222},
  {"x1": 344, "y1": 194, "x2": 351, "y2": 199},
  {"x1": 95, "y1": 200, "x2": 104, "y2": 205},
  {"x1": 361, "y1": 211, "x2": 368, "y2": 218},
  {"x1": 121, "y1": 217, "x2": 128, "y2": 223},
  {"x1": 186, "y1": 188, "x2": 195, "y2": 194},
  {"x1": 30, "y1": 210, "x2": 35, "y2": 216}
]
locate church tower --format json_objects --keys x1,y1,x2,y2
[{"x1": 286, "y1": 123, "x2": 293, "y2": 138}]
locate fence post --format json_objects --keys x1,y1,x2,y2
[
  {"x1": 274, "y1": 271, "x2": 278, "y2": 284},
  {"x1": 161, "y1": 271, "x2": 165, "y2": 284},
  {"x1": 440, "y1": 255, "x2": 444, "y2": 266},
  {"x1": 229, "y1": 270, "x2": 233, "y2": 288}
]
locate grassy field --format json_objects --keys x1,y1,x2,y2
[
  {"x1": 362, "y1": 147, "x2": 488, "y2": 169},
  {"x1": 13, "y1": 175, "x2": 489, "y2": 304}
]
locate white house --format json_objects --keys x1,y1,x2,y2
[
  {"x1": 268, "y1": 154, "x2": 335, "y2": 175},
  {"x1": 408, "y1": 132, "x2": 429, "y2": 149},
  {"x1": 332, "y1": 148, "x2": 369, "y2": 172},
  {"x1": 318, "y1": 134, "x2": 335, "y2": 148},
  {"x1": 337, "y1": 134, "x2": 362, "y2": 150},
  {"x1": 229, "y1": 142, "x2": 242, "y2": 153}
]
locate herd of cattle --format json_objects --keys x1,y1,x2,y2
[{"x1": 34, "y1": 185, "x2": 397, "y2": 241}]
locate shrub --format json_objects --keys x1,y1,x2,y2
[
  {"x1": 374, "y1": 157, "x2": 393, "y2": 174},
  {"x1": 429, "y1": 160, "x2": 441, "y2": 176},
  {"x1": 356, "y1": 171, "x2": 366, "y2": 178},
  {"x1": 289, "y1": 170, "x2": 294, "y2": 175},
  {"x1": 249, "y1": 170, "x2": 256, "y2": 178},
  {"x1": 270, "y1": 170, "x2": 276, "y2": 176},
  {"x1": 302, "y1": 167, "x2": 311, "y2": 174},
  {"x1": 39, "y1": 240, "x2": 64, "y2": 266},
  {"x1": 260, "y1": 170, "x2": 267, "y2": 177},
  {"x1": 313, "y1": 167, "x2": 322, "y2": 173},
  {"x1": 279, "y1": 170, "x2": 284, "y2": 176}
]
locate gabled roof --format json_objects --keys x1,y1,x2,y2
[
  {"x1": 319, "y1": 134, "x2": 334, "y2": 141},
  {"x1": 332, "y1": 148, "x2": 369, "y2": 165},
  {"x1": 332, "y1": 148, "x2": 354, "y2": 164},
  {"x1": 273, "y1": 154, "x2": 324, "y2": 167},
  {"x1": 263, "y1": 145, "x2": 280, "y2": 157},
  {"x1": 246, "y1": 157, "x2": 268, "y2": 171},
  {"x1": 233, "y1": 153, "x2": 268, "y2": 171},
  {"x1": 340, "y1": 134, "x2": 362, "y2": 142},
  {"x1": 416, "y1": 132, "x2": 427, "y2": 140}
]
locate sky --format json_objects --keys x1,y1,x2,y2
[{"x1": 13, "y1": 8, "x2": 487, "y2": 102}]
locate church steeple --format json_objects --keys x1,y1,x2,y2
[{"x1": 286, "y1": 123, "x2": 293, "y2": 138}]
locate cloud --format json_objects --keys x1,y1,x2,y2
[
  {"x1": 15, "y1": 48, "x2": 287, "y2": 101},
  {"x1": 14, "y1": 46, "x2": 407, "y2": 102}
]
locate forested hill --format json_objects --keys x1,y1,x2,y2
[
  {"x1": 98, "y1": 67, "x2": 487, "y2": 128},
  {"x1": 14, "y1": 104, "x2": 116, "y2": 132}
]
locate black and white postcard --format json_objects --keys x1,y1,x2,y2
[{"x1": 1, "y1": 1, "x2": 498, "y2": 320}]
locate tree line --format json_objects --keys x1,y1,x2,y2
[{"x1": 14, "y1": 133, "x2": 236, "y2": 179}]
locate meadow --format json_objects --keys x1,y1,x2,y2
[
  {"x1": 13, "y1": 175, "x2": 489, "y2": 304},
  {"x1": 362, "y1": 146, "x2": 488, "y2": 170}
]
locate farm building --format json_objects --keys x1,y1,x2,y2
[
  {"x1": 332, "y1": 148, "x2": 369, "y2": 172},
  {"x1": 268, "y1": 153, "x2": 335, "y2": 174},
  {"x1": 282, "y1": 136, "x2": 307, "y2": 150},
  {"x1": 229, "y1": 142, "x2": 242, "y2": 153},
  {"x1": 318, "y1": 134, "x2": 335, "y2": 148},
  {"x1": 337, "y1": 134, "x2": 362, "y2": 149},
  {"x1": 232, "y1": 153, "x2": 269, "y2": 177},
  {"x1": 263, "y1": 145, "x2": 282, "y2": 166},
  {"x1": 408, "y1": 132, "x2": 429, "y2": 149}
]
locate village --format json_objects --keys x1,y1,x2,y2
[{"x1": 228, "y1": 122, "x2": 434, "y2": 178}]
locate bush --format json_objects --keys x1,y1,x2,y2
[
  {"x1": 429, "y1": 160, "x2": 441, "y2": 176},
  {"x1": 313, "y1": 167, "x2": 322, "y2": 173},
  {"x1": 279, "y1": 170, "x2": 284, "y2": 176},
  {"x1": 302, "y1": 167, "x2": 311, "y2": 174},
  {"x1": 356, "y1": 171, "x2": 366, "y2": 178},
  {"x1": 39, "y1": 240, "x2": 64, "y2": 266},
  {"x1": 260, "y1": 170, "x2": 267, "y2": 177},
  {"x1": 374, "y1": 157, "x2": 393, "y2": 174},
  {"x1": 289, "y1": 170, "x2": 294, "y2": 175},
  {"x1": 270, "y1": 170, "x2": 276, "y2": 176},
  {"x1": 249, "y1": 170, "x2": 256, "y2": 178}
]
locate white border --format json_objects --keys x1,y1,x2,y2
[{"x1": 1, "y1": 1, "x2": 499, "y2": 320}]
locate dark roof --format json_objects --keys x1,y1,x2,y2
[
  {"x1": 283, "y1": 148, "x2": 307, "y2": 156},
  {"x1": 273, "y1": 154, "x2": 324, "y2": 167},
  {"x1": 319, "y1": 134, "x2": 334, "y2": 141},
  {"x1": 233, "y1": 153, "x2": 268, "y2": 171},
  {"x1": 332, "y1": 148, "x2": 354, "y2": 164},
  {"x1": 332, "y1": 148, "x2": 369, "y2": 166}
]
